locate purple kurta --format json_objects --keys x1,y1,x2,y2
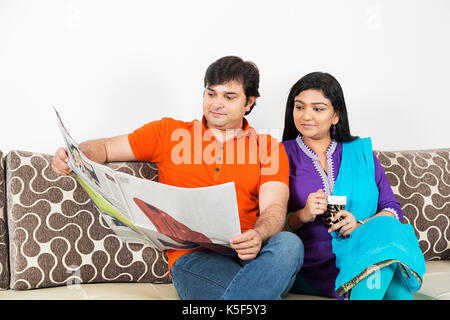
[{"x1": 283, "y1": 136, "x2": 403, "y2": 299}]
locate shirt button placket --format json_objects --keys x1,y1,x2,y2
[{"x1": 214, "y1": 144, "x2": 224, "y2": 180}]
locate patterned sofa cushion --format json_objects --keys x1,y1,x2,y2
[
  {"x1": 375, "y1": 148, "x2": 450, "y2": 261},
  {"x1": 0, "y1": 150, "x2": 9, "y2": 290},
  {"x1": 6, "y1": 150, "x2": 170, "y2": 290}
]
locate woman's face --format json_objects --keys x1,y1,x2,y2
[{"x1": 293, "y1": 89, "x2": 339, "y2": 141}]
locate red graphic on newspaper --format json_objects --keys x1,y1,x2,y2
[
  {"x1": 133, "y1": 197, "x2": 235, "y2": 254},
  {"x1": 133, "y1": 197, "x2": 212, "y2": 243}
]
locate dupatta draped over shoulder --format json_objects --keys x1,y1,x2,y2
[{"x1": 331, "y1": 137, "x2": 426, "y2": 295}]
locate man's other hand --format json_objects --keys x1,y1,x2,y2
[{"x1": 230, "y1": 229, "x2": 263, "y2": 261}]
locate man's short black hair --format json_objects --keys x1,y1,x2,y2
[{"x1": 204, "y1": 56, "x2": 260, "y2": 115}]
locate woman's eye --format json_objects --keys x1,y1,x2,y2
[
  {"x1": 295, "y1": 105, "x2": 304, "y2": 109},
  {"x1": 314, "y1": 108, "x2": 325, "y2": 112}
]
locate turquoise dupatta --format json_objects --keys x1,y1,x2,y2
[{"x1": 331, "y1": 137, "x2": 426, "y2": 296}]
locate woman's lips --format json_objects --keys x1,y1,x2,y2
[{"x1": 301, "y1": 124, "x2": 315, "y2": 128}]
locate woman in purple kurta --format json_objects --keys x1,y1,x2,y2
[
  {"x1": 283, "y1": 136, "x2": 402, "y2": 299},
  {"x1": 282, "y1": 72, "x2": 424, "y2": 300}
]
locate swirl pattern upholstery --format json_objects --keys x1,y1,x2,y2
[
  {"x1": 0, "y1": 151, "x2": 9, "y2": 290},
  {"x1": 0, "y1": 148, "x2": 448, "y2": 292},
  {"x1": 5, "y1": 151, "x2": 170, "y2": 290},
  {"x1": 374, "y1": 148, "x2": 450, "y2": 261}
]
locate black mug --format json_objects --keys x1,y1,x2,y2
[{"x1": 324, "y1": 195, "x2": 347, "y2": 228}]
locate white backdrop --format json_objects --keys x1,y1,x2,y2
[{"x1": 1, "y1": 0, "x2": 449, "y2": 155}]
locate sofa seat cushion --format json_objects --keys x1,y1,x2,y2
[
  {"x1": 415, "y1": 260, "x2": 450, "y2": 300},
  {"x1": 6, "y1": 151, "x2": 171, "y2": 290},
  {"x1": 0, "y1": 262, "x2": 447, "y2": 300},
  {"x1": 0, "y1": 282, "x2": 179, "y2": 300},
  {"x1": 0, "y1": 282, "x2": 331, "y2": 300}
]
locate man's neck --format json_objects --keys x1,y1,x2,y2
[
  {"x1": 209, "y1": 127, "x2": 243, "y2": 143},
  {"x1": 205, "y1": 118, "x2": 246, "y2": 143}
]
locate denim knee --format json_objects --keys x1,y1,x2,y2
[{"x1": 267, "y1": 231, "x2": 304, "y2": 272}]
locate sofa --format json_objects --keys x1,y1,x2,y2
[{"x1": 0, "y1": 148, "x2": 448, "y2": 300}]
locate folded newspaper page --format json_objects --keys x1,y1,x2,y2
[{"x1": 54, "y1": 107, "x2": 241, "y2": 254}]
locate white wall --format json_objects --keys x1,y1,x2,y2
[{"x1": 0, "y1": 0, "x2": 449, "y2": 155}]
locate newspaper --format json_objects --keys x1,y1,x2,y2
[{"x1": 54, "y1": 107, "x2": 241, "y2": 254}]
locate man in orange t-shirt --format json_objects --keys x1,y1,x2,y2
[{"x1": 52, "y1": 56, "x2": 304, "y2": 299}]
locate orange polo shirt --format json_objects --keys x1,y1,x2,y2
[{"x1": 128, "y1": 117, "x2": 289, "y2": 272}]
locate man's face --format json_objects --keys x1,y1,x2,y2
[{"x1": 202, "y1": 80, "x2": 256, "y2": 131}]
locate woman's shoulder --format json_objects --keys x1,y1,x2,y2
[
  {"x1": 342, "y1": 137, "x2": 373, "y2": 150},
  {"x1": 281, "y1": 138, "x2": 299, "y2": 152},
  {"x1": 341, "y1": 137, "x2": 376, "y2": 167},
  {"x1": 281, "y1": 138, "x2": 307, "y2": 166}
]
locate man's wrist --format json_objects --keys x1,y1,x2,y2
[{"x1": 251, "y1": 227, "x2": 268, "y2": 246}]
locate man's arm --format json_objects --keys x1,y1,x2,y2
[
  {"x1": 254, "y1": 181, "x2": 289, "y2": 241},
  {"x1": 80, "y1": 134, "x2": 136, "y2": 164},
  {"x1": 230, "y1": 181, "x2": 289, "y2": 260},
  {"x1": 52, "y1": 134, "x2": 136, "y2": 176}
]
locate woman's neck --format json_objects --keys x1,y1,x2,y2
[{"x1": 302, "y1": 135, "x2": 332, "y2": 157}]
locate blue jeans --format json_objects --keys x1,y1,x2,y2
[{"x1": 171, "y1": 231, "x2": 304, "y2": 300}]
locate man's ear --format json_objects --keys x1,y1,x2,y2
[{"x1": 245, "y1": 96, "x2": 257, "y2": 112}]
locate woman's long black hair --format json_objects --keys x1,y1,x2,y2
[{"x1": 282, "y1": 72, "x2": 358, "y2": 143}]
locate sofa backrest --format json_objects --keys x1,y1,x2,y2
[
  {"x1": 0, "y1": 150, "x2": 9, "y2": 290},
  {"x1": 375, "y1": 148, "x2": 450, "y2": 261},
  {"x1": 0, "y1": 147, "x2": 448, "y2": 290},
  {"x1": 5, "y1": 150, "x2": 170, "y2": 290}
]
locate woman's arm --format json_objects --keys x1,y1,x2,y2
[
  {"x1": 328, "y1": 153, "x2": 404, "y2": 236},
  {"x1": 372, "y1": 152, "x2": 403, "y2": 221},
  {"x1": 286, "y1": 189, "x2": 327, "y2": 232},
  {"x1": 357, "y1": 210, "x2": 396, "y2": 225}
]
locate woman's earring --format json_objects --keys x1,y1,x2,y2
[{"x1": 332, "y1": 124, "x2": 336, "y2": 137}]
